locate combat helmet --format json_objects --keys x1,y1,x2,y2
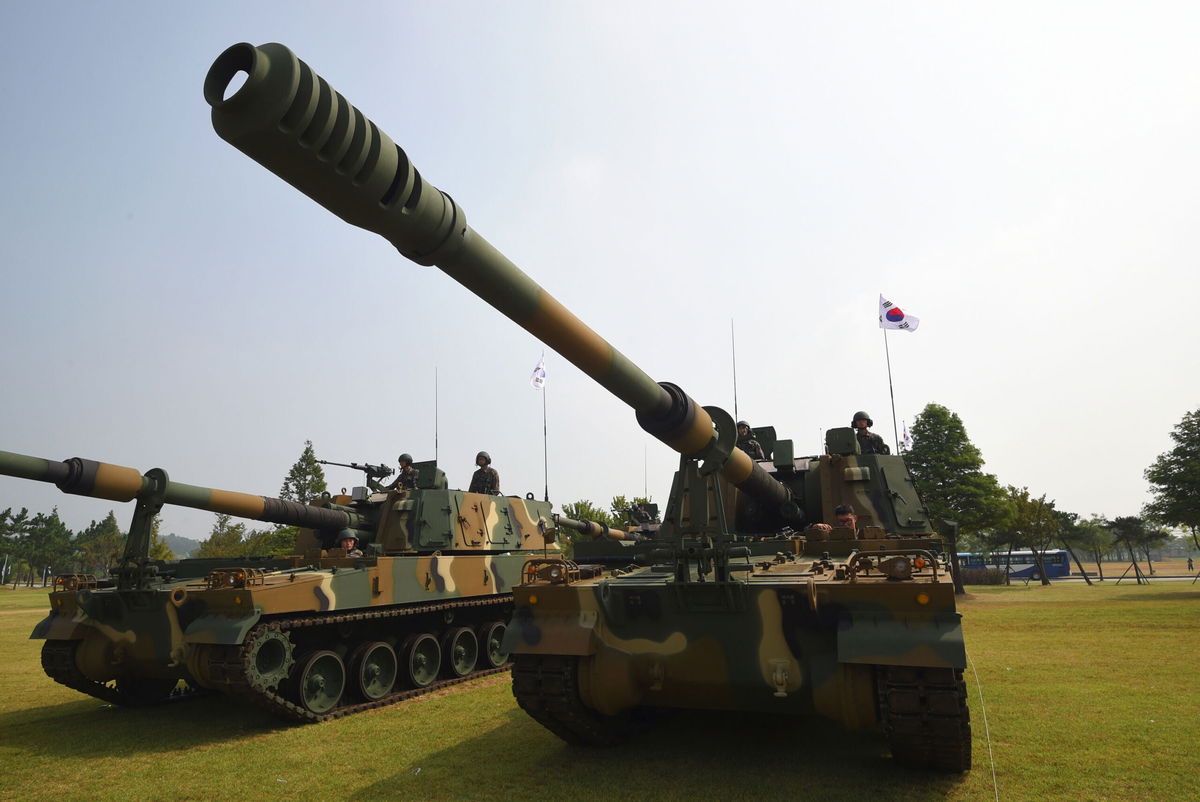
[
  {"x1": 476, "y1": 451, "x2": 491, "y2": 464},
  {"x1": 737, "y1": 420, "x2": 752, "y2": 431},
  {"x1": 398, "y1": 453, "x2": 413, "y2": 465},
  {"x1": 852, "y1": 411, "x2": 873, "y2": 427}
]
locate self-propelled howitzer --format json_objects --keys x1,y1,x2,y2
[
  {"x1": 205, "y1": 42, "x2": 970, "y2": 770},
  {"x1": 6, "y1": 449, "x2": 557, "y2": 719}
]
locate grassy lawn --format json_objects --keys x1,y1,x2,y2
[{"x1": 0, "y1": 582, "x2": 1195, "y2": 801}]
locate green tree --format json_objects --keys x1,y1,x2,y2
[
  {"x1": 558, "y1": 500, "x2": 614, "y2": 556},
  {"x1": 243, "y1": 526, "x2": 299, "y2": 556},
  {"x1": 75, "y1": 512, "x2": 125, "y2": 577},
  {"x1": 1, "y1": 508, "x2": 31, "y2": 586},
  {"x1": 148, "y1": 516, "x2": 175, "y2": 561},
  {"x1": 561, "y1": 500, "x2": 614, "y2": 527},
  {"x1": 997, "y1": 487, "x2": 1059, "y2": 586},
  {"x1": 28, "y1": 510, "x2": 74, "y2": 585},
  {"x1": 280, "y1": 440, "x2": 328, "y2": 503},
  {"x1": 1144, "y1": 408, "x2": 1200, "y2": 551},
  {"x1": 905, "y1": 403, "x2": 1009, "y2": 593},
  {"x1": 195, "y1": 513, "x2": 248, "y2": 558},
  {"x1": 1080, "y1": 515, "x2": 1115, "y2": 579},
  {"x1": 609, "y1": 495, "x2": 653, "y2": 524},
  {"x1": 1059, "y1": 513, "x2": 1112, "y2": 581},
  {"x1": 1107, "y1": 516, "x2": 1169, "y2": 580}
]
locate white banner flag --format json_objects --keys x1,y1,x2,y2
[
  {"x1": 530, "y1": 358, "x2": 547, "y2": 390},
  {"x1": 879, "y1": 295, "x2": 919, "y2": 331}
]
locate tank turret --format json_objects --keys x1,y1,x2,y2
[{"x1": 204, "y1": 42, "x2": 969, "y2": 770}]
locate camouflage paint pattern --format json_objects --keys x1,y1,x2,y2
[
  {"x1": 2, "y1": 447, "x2": 559, "y2": 702},
  {"x1": 202, "y1": 42, "x2": 969, "y2": 764},
  {"x1": 508, "y1": 543, "x2": 962, "y2": 728}
]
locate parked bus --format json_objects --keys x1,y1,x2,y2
[{"x1": 956, "y1": 549, "x2": 1071, "y2": 579}]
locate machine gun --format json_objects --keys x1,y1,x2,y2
[{"x1": 316, "y1": 459, "x2": 393, "y2": 490}]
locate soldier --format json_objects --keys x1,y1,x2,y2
[
  {"x1": 383, "y1": 453, "x2": 419, "y2": 490},
  {"x1": 851, "y1": 411, "x2": 890, "y2": 455},
  {"x1": 337, "y1": 533, "x2": 364, "y2": 557},
  {"x1": 468, "y1": 451, "x2": 501, "y2": 495},
  {"x1": 736, "y1": 421, "x2": 765, "y2": 460},
  {"x1": 807, "y1": 504, "x2": 859, "y2": 535}
]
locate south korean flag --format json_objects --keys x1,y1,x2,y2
[{"x1": 879, "y1": 295, "x2": 920, "y2": 331}]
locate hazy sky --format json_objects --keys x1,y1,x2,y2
[{"x1": 1, "y1": 2, "x2": 1196, "y2": 542}]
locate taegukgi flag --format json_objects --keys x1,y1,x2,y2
[
  {"x1": 879, "y1": 295, "x2": 919, "y2": 331},
  {"x1": 530, "y1": 358, "x2": 547, "y2": 390}
]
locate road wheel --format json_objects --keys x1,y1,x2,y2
[
  {"x1": 291, "y1": 650, "x2": 346, "y2": 715},
  {"x1": 350, "y1": 641, "x2": 398, "y2": 701},
  {"x1": 478, "y1": 621, "x2": 509, "y2": 668},
  {"x1": 402, "y1": 633, "x2": 441, "y2": 688},
  {"x1": 441, "y1": 627, "x2": 478, "y2": 678}
]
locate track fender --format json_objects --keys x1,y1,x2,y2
[
  {"x1": 505, "y1": 605, "x2": 598, "y2": 656},
  {"x1": 183, "y1": 610, "x2": 263, "y2": 645},
  {"x1": 836, "y1": 611, "x2": 966, "y2": 669}
]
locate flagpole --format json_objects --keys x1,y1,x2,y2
[
  {"x1": 541, "y1": 352, "x2": 549, "y2": 502},
  {"x1": 882, "y1": 329, "x2": 900, "y2": 454},
  {"x1": 731, "y1": 318, "x2": 739, "y2": 422}
]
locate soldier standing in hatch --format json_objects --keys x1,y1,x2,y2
[
  {"x1": 851, "y1": 411, "x2": 890, "y2": 455},
  {"x1": 338, "y1": 533, "x2": 364, "y2": 557},
  {"x1": 736, "y1": 421, "x2": 765, "y2": 460},
  {"x1": 469, "y1": 451, "x2": 501, "y2": 495},
  {"x1": 384, "y1": 453, "x2": 420, "y2": 490}
]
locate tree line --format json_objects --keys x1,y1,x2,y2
[
  {"x1": 904, "y1": 403, "x2": 1198, "y2": 591},
  {"x1": 1, "y1": 509, "x2": 174, "y2": 588}
]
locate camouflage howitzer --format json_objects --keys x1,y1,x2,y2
[
  {"x1": 205, "y1": 42, "x2": 970, "y2": 769},
  {"x1": 6, "y1": 449, "x2": 558, "y2": 720}
]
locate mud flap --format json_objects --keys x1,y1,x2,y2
[
  {"x1": 836, "y1": 612, "x2": 966, "y2": 669},
  {"x1": 29, "y1": 613, "x2": 85, "y2": 641},
  {"x1": 504, "y1": 608, "x2": 598, "y2": 655}
]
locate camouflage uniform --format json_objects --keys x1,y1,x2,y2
[
  {"x1": 856, "y1": 430, "x2": 890, "y2": 455},
  {"x1": 736, "y1": 434, "x2": 765, "y2": 460},
  {"x1": 469, "y1": 466, "x2": 501, "y2": 495},
  {"x1": 389, "y1": 466, "x2": 419, "y2": 490}
]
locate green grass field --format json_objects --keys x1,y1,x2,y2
[{"x1": 0, "y1": 582, "x2": 1195, "y2": 801}]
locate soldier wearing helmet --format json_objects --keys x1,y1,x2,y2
[
  {"x1": 735, "y1": 421, "x2": 765, "y2": 460},
  {"x1": 851, "y1": 412, "x2": 890, "y2": 455},
  {"x1": 337, "y1": 533, "x2": 364, "y2": 557},
  {"x1": 468, "y1": 451, "x2": 501, "y2": 495},
  {"x1": 384, "y1": 453, "x2": 419, "y2": 491}
]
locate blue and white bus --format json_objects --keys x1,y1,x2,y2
[{"x1": 956, "y1": 549, "x2": 1071, "y2": 579}]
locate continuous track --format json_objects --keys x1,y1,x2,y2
[
  {"x1": 41, "y1": 640, "x2": 205, "y2": 706},
  {"x1": 880, "y1": 665, "x2": 972, "y2": 772},
  {"x1": 43, "y1": 596, "x2": 512, "y2": 722},
  {"x1": 511, "y1": 653, "x2": 652, "y2": 746}
]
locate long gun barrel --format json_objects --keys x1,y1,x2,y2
[
  {"x1": 0, "y1": 449, "x2": 353, "y2": 531},
  {"x1": 204, "y1": 42, "x2": 790, "y2": 513},
  {"x1": 555, "y1": 515, "x2": 642, "y2": 543}
]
